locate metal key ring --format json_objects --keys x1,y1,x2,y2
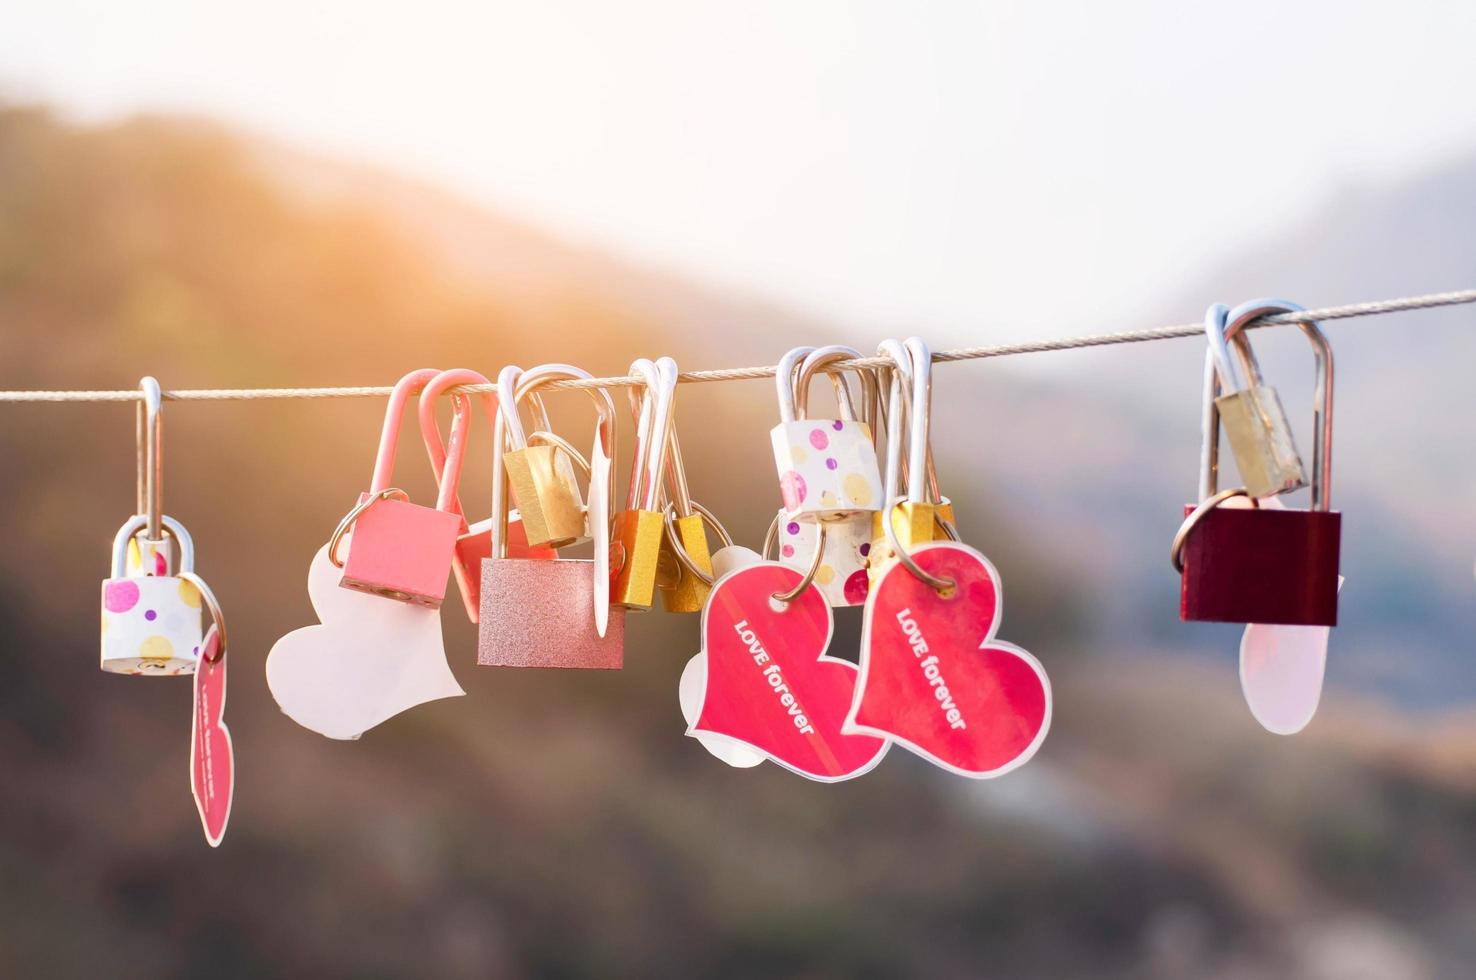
[
  {"x1": 880, "y1": 497, "x2": 956, "y2": 595},
  {"x1": 178, "y1": 571, "x2": 227, "y2": 663},
  {"x1": 328, "y1": 488, "x2": 409, "y2": 567},
  {"x1": 771, "y1": 520, "x2": 828, "y2": 605},
  {"x1": 661, "y1": 500, "x2": 734, "y2": 585},
  {"x1": 1170, "y1": 487, "x2": 1256, "y2": 573}
]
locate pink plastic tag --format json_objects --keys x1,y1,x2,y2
[
  {"x1": 1241, "y1": 576, "x2": 1344, "y2": 735},
  {"x1": 191, "y1": 626, "x2": 234, "y2": 847},
  {"x1": 846, "y1": 541, "x2": 1051, "y2": 778},
  {"x1": 688, "y1": 562, "x2": 887, "y2": 782}
]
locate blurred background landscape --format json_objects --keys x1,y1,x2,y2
[{"x1": 2, "y1": 3, "x2": 1475, "y2": 978}]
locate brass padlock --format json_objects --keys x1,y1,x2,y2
[
  {"x1": 1207, "y1": 300, "x2": 1308, "y2": 499},
  {"x1": 611, "y1": 357, "x2": 677, "y2": 610},
  {"x1": 868, "y1": 337, "x2": 947, "y2": 583},
  {"x1": 498, "y1": 363, "x2": 588, "y2": 548},
  {"x1": 656, "y1": 426, "x2": 731, "y2": 612}
]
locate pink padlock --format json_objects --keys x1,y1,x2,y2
[
  {"x1": 418, "y1": 368, "x2": 558, "y2": 623},
  {"x1": 328, "y1": 369, "x2": 463, "y2": 607}
]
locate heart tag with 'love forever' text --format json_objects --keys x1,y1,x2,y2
[
  {"x1": 688, "y1": 561, "x2": 888, "y2": 782},
  {"x1": 846, "y1": 541, "x2": 1051, "y2": 778},
  {"x1": 191, "y1": 625, "x2": 233, "y2": 847}
]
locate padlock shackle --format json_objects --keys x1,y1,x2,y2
[
  {"x1": 624, "y1": 358, "x2": 677, "y2": 512},
  {"x1": 135, "y1": 377, "x2": 164, "y2": 541},
  {"x1": 1203, "y1": 303, "x2": 1245, "y2": 393},
  {"x1": 494, "y1": 365, "x2": 529, "y2": 451},
  {"x1": 111, "y1": 513, "x2": 194, "y2": 578},
  {"x1": 369, "y1": 369, "x2": 443, "y2": 494},
  {"x1": 903, "y1": 336, "x2": 934, "y2": 505},
  {"x1": 663, "y1": 429, "x2": 695, "y2": 519},
  {"x1": 794, "y1": 346, "x2": 871, "y2": 424},
  {"x1": 876, "y1": 339, "x2": 912, "y2": 504},
  {"x1": 774, "y1": 346, "x2": 817, "y2": 424},
  {"x1": 1223, "y1": 299, "x2": 1334, "y2": 511},
  {"x1": 418, "y1": 369, "x2": 490, "y2": 517}
]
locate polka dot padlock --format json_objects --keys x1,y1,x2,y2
[
  {"x1": 769, "y1": 346, "x2": 884, "y2": 523},
  {"x1": 101, "y1": 514, "x2": 204, "y2": 675}
]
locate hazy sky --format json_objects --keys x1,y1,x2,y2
[{"x1": 4, "y1": 1, "x2": 1475, "y2": 345}]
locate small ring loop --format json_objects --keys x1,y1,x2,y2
[
  {"x1": 1170, "y1": 487, "x2": 1256, "y2": 573},
  {"x1": 328, "y1": 488, "x2": 409, "y2": 567},
  {"x1": 178, "y1": 571, "x2": 227, "y2": 663},
  {"x1": 661, "y1": 500, "x2": 735, "y2": 586},
  {"x1": 772, "y1": 521, "x2": 827, "y2": 605},
  {"x1": 881, "y1": 497, "x2": 956, "y2": 594}
]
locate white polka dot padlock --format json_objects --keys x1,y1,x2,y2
[
  {"x1": 769, "y1": 346, "x2": 884, "y2": 521},
  {"x1": 101, "y1": 513, "x2": 204, "y2": 675}
]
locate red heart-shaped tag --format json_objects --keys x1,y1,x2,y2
[
  {"x1": 846, "y1": 542, "x2": 1050, "y2": 778},
  {"x1": 192, "y1": 625, "x2": 234, "y2": 847},
  {"x1": 691, "y1": 562, "x2": 888, "y2": 782}
]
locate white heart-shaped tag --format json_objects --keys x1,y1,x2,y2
[{"x1": 266, "y1": 545, "x2": 465, "y2": 740}]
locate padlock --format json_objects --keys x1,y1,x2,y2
[
  {"x1": 770, "y1": 347, "x2": 884, "y2": 520},
  {"x1": 656, "y1": 423, "x2": 729, "y2": 612},
  {"x1": 330, "y1": 369, "x2": 463, "y2": 607},
  {"x1": 611, "y1": 357, "x2": 677, "y2": 610},
  {"x1": 498, "y1": 364, "x2": 587, "y2": 548},
  {"x1": 479, "y1": 366, "x2": 624, "y2": 668},
  {"x1": 102, "y1": 514, "x2": 204, "y2": 675},
  {"x1": 418, "y1": 368, "x2": 557, "y2": 623},
  {"x1": 868, "y1": 337, "x2": 945, "y2": 582},
  {"x1": 1208, "y1": 299, "x2": 1309, "y2": 499},
  {"x1": 1174, "y1": 299, "x2": 1340, "y2": 626}
]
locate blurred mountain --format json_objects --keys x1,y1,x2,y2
[{"x1": 0, "y1": 104, "x2": 1473, "y2": 978}]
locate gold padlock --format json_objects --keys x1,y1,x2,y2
[
  {"x1": 868, "y1": 337, "x2": 949, "y2": 582},
  {"x1": 1206, "y1": 301, "x2": 1308, "y2": 499},
  {"x1": 498, "y1": 363, "x2": 588, "y2": 548},
  {"x1": 611, "y1": 357, "x2": 678, "y2": 610},
  {"x1": 656, "y1": 427, "x2": 733, "y2": 611}
]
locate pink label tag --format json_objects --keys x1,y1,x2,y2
[
  {"x1": 191, "y1": 625, "x2": 234, "y2": 847},
  {"x1": 690, "y1": 562, "x2": 887, "y2": 782},
  {"x1": 846, "y1": 541, "x2": 1051, "y2": 778}
]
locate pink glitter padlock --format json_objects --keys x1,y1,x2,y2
[{"x1": 329, "y1": 369, "x2": 463, "y2": 607}]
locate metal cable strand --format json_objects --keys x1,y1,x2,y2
[{"x1": 0, "y1": 289, "x2": 1470, "y2": 403}]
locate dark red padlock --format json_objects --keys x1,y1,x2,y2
[{"x1": 1174, "y1": 300, "x2": 1340, "y2": 627}]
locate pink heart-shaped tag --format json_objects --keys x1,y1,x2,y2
[
  {"x1": 846, "y1": 541, "x2": 1051, "y2": 778},
  {"x1": 191, "y1": 626, "x2": 234, "y2": 847},
  {"x1": 690, "y1": 562, "x2": 887, "y2": 782}
]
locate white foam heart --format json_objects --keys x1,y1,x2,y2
[
  {"x1": 676, "y1": 545, "x2": 766, "y2": 769},
  {"x1": 266, "y1": 545, "x2": 464, "y2": 740},
  {"x1": 1224, "y1": 495, "x2": 1342, "y2": 735}
]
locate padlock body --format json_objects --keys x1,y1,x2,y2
[
  {"x1": 1179, "y1": 504, "x2": 1341, "y2": 626},
  {"x1": 658, "y1": 512, "x2": 713, "y2": 612},
  {"x1": 770, "y1": 419, "x2": 882, "y2": 519},
  {"x1": 505, "y1": 444, "x2": 587, "y2": 548},
  {"x1": 1215, "y1": 386, "x2": 1307, "y2": 499},
  {"x1": 339, "y1": 492, "x2": 460, "y2": 607},
  {"x1": 478, "y1": 558, "x2": 625, "y2": 668},
  {"x1": 867, "y1": 501, "x2": 937, "y2": 587},
  {"x1": 611, "y1": 508, "x2": 665, "y2": 609},
  {"x1": 101, "y1": 574, "x2": 204, "y2": 675},
  {"x1": 777, "y1": 511, "x2": 872, "y2": 606},
  {"x1": 449, "y1": 514, "x2": 558, "y2": 623}
]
